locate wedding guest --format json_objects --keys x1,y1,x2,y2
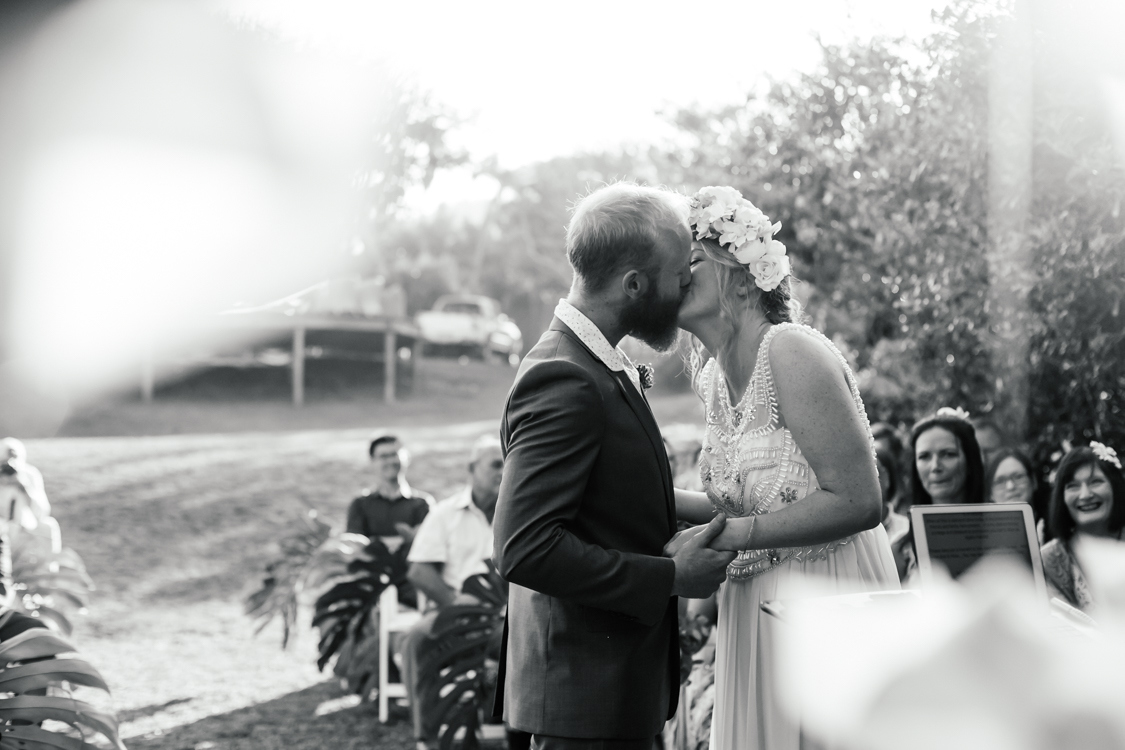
[
  {"x1": 872, "y1": 422, "x2": 905, "y2": 469},
  {"x1": 1040, "y1": 442, "x2": 1125, "y2": 612},
  {"x1": 969, "y1": 416, "x2": 1008, "y2": 470},
  {"x1": 910, "y1": 408, "x2": 986, "y2": 506},
  {"x1": 399, "y1": 436, "x2": 505, "y2": 750},
  {"x1": 872, "y1": 422, "x2": 908, "y2": 511},
  {"x1": 877, "y1": 451, "x2": 910, "y2": 580},
  {"x1": 985, "y1": 448, "x2": 1037, "y2": 505},
  {"x1": 0, "y1": 437, "x2": 61, "y2": 553},
  {"x1": 898, "y1": 409, "x2": 985, "y2": 583},
  {"x1": 345, "y1": 434, "x2": 433, "y2": 543}
]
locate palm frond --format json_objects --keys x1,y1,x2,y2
[
  {"x1": 0, "y1": 611, "x2": 124, "y2": 750},
  {"x1": 243, "y1": 509, "x2": 332, "y2": 648},
  {"x1": 416, "y1": 566, "x2": 507, "y2": 748},
  {"x1": 311, "y1": 537, "x2": 406, "y2": 674},
  {"x1": 9, "y1": 536, "x2": 94, "y2": 637}
]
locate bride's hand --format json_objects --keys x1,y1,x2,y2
[{"x1": 663, "y1": 522, "x2": 710, "y2": 557}]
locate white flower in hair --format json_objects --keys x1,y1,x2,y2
[
  {"x1": 935, "y1": 406, "x2": 971, "y2": 422},
  {"x1": 1090, "y1": 441, "x2": 1122, "y2": 470},
  {"x1": 689, "y1": 186, "x2": 789, "y2": 292}
]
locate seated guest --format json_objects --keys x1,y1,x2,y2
[
  {"x1": 969, "y1": 416, "x2": 1008, "y2": 470},
  {"x1": 877, "y1": 451, "x2": 910, "y2": 580},
  {"x1": 346, "y1": 434, "x2": 433, "y2": 544},
  {"x1": 1041, "y1": 442, "x2": 1125, "y2": 612},
  {"x1": 985, "y1": 448, "x2": 1037, "y2": 505},
  {"x1": 985, "y1": 447, "x2": 1049, "y2": 541},
  {"x1": 900, "y1": 409, "x2": 986, "y2": 582},
  {"x1": 910, "y1": 408, "x2": 986, "y2": 507},
  {"x1": 871, "y1": 422, "x2": 907, "y2": 510},
  {"x1": 0, "y1": 437, "x2": 61, "y2": 553},
  {"x1": 399, "y1": 436, "x2": 504, "y2": 750}
]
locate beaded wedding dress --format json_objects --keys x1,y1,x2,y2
[{"x1": 699, "y1": 323, "x2": 899, "y2": 750}]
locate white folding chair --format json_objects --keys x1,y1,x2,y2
[{"x1": 378, "y1": 584, "x2": 424, "y2": 723}]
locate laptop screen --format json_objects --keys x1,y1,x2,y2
[
  {"x1": 910, "y1": 503, "x2": 1046, "y2": 595},
  {"x1": 916, "y1": 508, "x2": 1033, "y2": 579}
]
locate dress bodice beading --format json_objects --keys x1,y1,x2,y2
[{"x1": 697, "y1": 322, "x2": 877, "y2": 580}]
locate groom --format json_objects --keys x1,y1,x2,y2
[{"x1": 493, "y1": 182, "x2": 735, "y2": 749}]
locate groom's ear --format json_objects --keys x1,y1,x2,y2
[{"x1": 620, "y1": 268, "x2": 649, "y2": 300}]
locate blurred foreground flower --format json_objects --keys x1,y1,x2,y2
[{"x1": 773, "y1": 553, "x2": 1125, "y2": 750}]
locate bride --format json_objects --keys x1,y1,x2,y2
[{"x1": 666, "y1": 186, "x2": 900, "y2": 750}]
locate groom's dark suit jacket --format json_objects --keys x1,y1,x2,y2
[{"x1": 492, "y1": 316, "x2": 680, "y2": 739}]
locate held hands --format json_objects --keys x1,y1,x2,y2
[
  {"x1": 663, "y1": 524, "x2": 708, "y2": 558},
  {"x1": 668, "y1": 514, "x2": 737, "y2": 599}
]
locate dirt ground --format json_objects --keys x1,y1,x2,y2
[{"x1": 23, "y1": 358, "x2": 705, "y2": 749}]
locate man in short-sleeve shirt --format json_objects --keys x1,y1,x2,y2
[
  {"x1": 345, "y1": 434, "x2": 433, "y2": 540},
  {"x1": 399, "y1": 436, "x2": 504, "y2": 750}
]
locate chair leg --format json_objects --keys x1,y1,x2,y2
[{"x1": 378, "y1": 607, "x2": 390, "y2": 722}]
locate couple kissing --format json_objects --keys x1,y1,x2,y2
[{"x1": 492, "y1": 182, "x2": 900, "y2": 750}]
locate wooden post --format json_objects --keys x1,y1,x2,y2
[
  {"x1": 412, "y1": 336, "x2": 424, "y2": 396},
  {"x1": 140, "y1": 342, "x2": 154, "y2": 403},
  {"x1": 292, "y1": 326, "x2": 305, "y2": 407},
  {"x1": 384, "y1": 328, "x2": 396, "y2": 403}
]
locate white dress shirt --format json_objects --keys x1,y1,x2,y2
[
  {"x1": 554, "y1": 299, "x2": 643, "y2": 394},
  {"x1": 407, "y1": 486, "x2": 493, "y2": 594}
]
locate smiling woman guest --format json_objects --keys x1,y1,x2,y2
[{"x1": 1040, "y1": 442, "x2": 1125, "y2": 611}]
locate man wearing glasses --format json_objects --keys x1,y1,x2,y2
[{"x1": 346, "y1": 433, "x2": 434, "y2": 545}]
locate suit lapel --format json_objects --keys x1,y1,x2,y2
[
  {"x1": 549, "y1": 317, "x2": 677, "y2": 532},
  {"x1": 610, "y1": 370, "x2": 677, "y2": 531}
]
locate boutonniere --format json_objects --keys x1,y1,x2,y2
[{"x1": 637, "y1": 363, "x2": 655, "y2": 392}]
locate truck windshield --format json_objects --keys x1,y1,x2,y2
[{"x1": 441, "y1": 302, "x2": 483, "y2": 314}]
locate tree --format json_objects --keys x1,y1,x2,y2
[
  {"x1": 370, "y1": 150, "x2": 658, "y2": 345},
  {"x1": 658, "y1": 0, "x2": 1125, "y2": 457}
]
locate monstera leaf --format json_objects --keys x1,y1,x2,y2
[
  {"x1": 310, "y1": 536, "x2": 407, "y2": 674},
  {"x1": 0, "y1": 610, "x2": 124, "y2": 750},
  {"x1": 244, "y1": 509, "x2": 332, "y2": 648},
  {"x1": 9, "y1": 534, "x2": 95, "y2": 637},
  {"x1": 416, "y1": 566, "x2": 507, "y2": 750}
]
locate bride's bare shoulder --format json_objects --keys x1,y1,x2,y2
[{"x1": 766, "y1": 325, "x2": 845, "y2": 383}]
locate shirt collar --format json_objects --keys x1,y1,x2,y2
[
  {"x1": 454, "y1": 486, "x2": 492, "y2": 523},
  {"x1": 452, "y1": 486, "x2": 474, "y2": 509},
  {"x1": 555, "y1": 300, "x2": 640, "y2": 389}
]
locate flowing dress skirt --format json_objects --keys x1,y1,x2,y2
[{"x1": 709, "y1": 524, "x2": 900, "y2": 750}]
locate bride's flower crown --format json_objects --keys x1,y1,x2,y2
[{"x1": 688, "y1": 186, "x2": 790, "y2": 292}]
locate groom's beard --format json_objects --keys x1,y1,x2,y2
[{"x1": 621, "y1": 287, "x2": 684, "y2": 353}]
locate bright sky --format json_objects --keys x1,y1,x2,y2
[{"x1": 228, "y1": 0, "x2": 946, "y2": 207}]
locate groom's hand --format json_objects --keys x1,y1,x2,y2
[
  {"x1": 663, "y1": 525, "x2": 707, "y2": 558},
  {"x1": 669, "y1": 514, "x2": 737, "y2": 599}
]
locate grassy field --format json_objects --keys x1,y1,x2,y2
[{"x1": 24, "y1": 358, "x2": 705, "y2": 749}]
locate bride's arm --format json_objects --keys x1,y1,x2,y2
[
  {"x1": 709, "y1": 330, "x2": 882, "y2": 552},
  {"x1": 675, "y1": 488, "x2": 716, "y2": 524}
]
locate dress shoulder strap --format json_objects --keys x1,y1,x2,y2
[
  {"x1": 697, "y1": 356, "x2": 718, "y2": 403},
  {"x1": 756, "y1": 322, "x2": 875, "y2": 458}
]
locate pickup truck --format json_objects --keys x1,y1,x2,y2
[{"x1": 415, "y1": 294, "x2": 523, "y2": 363}]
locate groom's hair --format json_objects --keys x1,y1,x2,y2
[{"x1": 566, "y1": 182, "x2": 687, "y2": 291}]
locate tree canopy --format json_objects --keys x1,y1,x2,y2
[{"x1": 369, "y1": 0, "x2": 1125, "y2": 458}]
